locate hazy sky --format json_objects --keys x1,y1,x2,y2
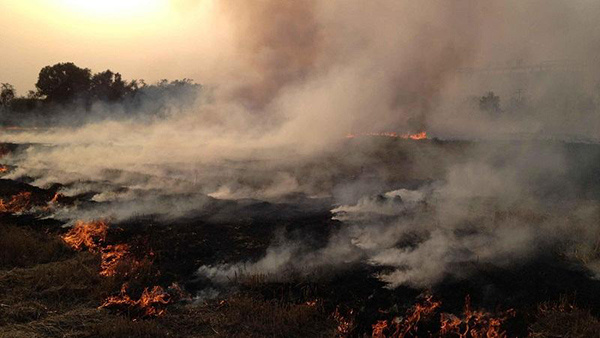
[
  {"x1": 3, "y1": 0, "x2": 600, "y2": 99},
  {"x1": 0, "y1": 0, "x2": 217, "y2": 94}
]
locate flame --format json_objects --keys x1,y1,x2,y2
[
  {"x1": 0, "y1": 165, "x2": 8, "y2": 173},
  {"x1": 369, "y1": 295, "x2": 513, "y2": 337},
  {"x1": 100, "y1": 244, "x2": 132, "y2": 277},
  {"x1": 0, "y1": 192, "x2": 32, "y2": 213},
  {"x1": 61, "y1": 220, "x2": 148, "y2": 277},
  {"x1": 62, "y1": 219, "x2": 183, "y2": 317},
  {"x1": 395, "y1": 295, "x2": 441, "y2": 337},
  {"x1": 346, "y1": 131, "x2": 428, "y2": 140},
  {"x1": 42, "y1": 192, "x2": 65, "y2": 211},
  {"x1": 439, "y1": 295, "x2": 515, "y2": 338},
  {"x1": 368, "y1": 295, "x2": 441, "y2": 337},
  {"x1": 333, "y1": 307, "x2": 356, "y2": 335},
  {"x1": 372, "y1": 320, "x2": 389, "y2": 338},
  {"x1": 61, "y1": 220, "x2": 108, "y2": 252},
  {"x1": 49, "y1": 192, "x2": 63, "y2": 204},
  {"x1": 101, "y1": 283, "x2": 171, "y2": 318},
  {"x1": 406, "y1": 131, "x2": 427, "y2": 140}
]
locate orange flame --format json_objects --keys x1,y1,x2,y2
[
  {"x1": 369, "y1": 295, "x2": 513, "y2": 337},
  {"x1": 101, "y1": 283, "x2": 171, "y2": 318},
  {"x1": 100, "y1": 244, "x2": 132, "y2": 277},
  {"x1": 372, "y1": 320, "x2": 389, "y2": 338},
  {"x1": 0, "y1": 165, "x2": 8, "y2": 173},
  {"x1": 61, "y1": 221, "x2": 146, "y2": 277},
  {"x1": 49, "y1": 192, "x2": 63, "y2": 204},
  {"x1": 406, "y1": 131, "x2": 427, "y2": 140},
  {"x1": 346, "y1": 131, "x2": 428, "y2": 140},
  {"x1": 440, "y1": 295, "x2": 515, "y2": 338},
  {"x1": 61, "y1": 220, "x2": 108, "y2": 252},
  {"x1": 394, "y1": 295, "x2": 441, "y2": 337},
  {"x1": 333, "y1": 307, "x2": 356, "y2": 335},
  {"x1": 0, "y1": 192, "x2": 32, "y2": 213},
  {"x1": 42, "y1": 192, "x2": 65, "y2": 212},
  {"x1": 368, "y1": 296, "x2": 441, "y2": 337}
]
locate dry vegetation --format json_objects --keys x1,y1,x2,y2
[
  {"x1": 529, "y1": 297, "x2": 600, "y2": 338},
  {"x1": 3, "y1": 221, "x2": 600, "y2": 337},
  {"x1": 0, "y1": 221, "x2": 335, "y2": 337}
]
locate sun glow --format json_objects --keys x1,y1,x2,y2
[{"x1": 58, "y1": 0, "x2": 168, "y2": 19}]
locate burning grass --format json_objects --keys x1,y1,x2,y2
[
  {"x1": 0, "y1": 188, "x2": 68, "y2": 214},
  {"x1": 361, "y1": 294, "x2": 515, "y2": 337},
  {"x1": 62, "y1": 220, "x2": 109, "y2": 251},
  {"x1": 100, "y1": 283, "x2": 171, "y2": 318},
  {"x1": 0, "y1": 191, "x2": 32, "y2": 213},
  {"x1": 3, "y1": 177, "x2": 600, "y2": 337},
  {"x1": 61, "y1": 220, "x2": 155, "y2": 278},
  {"x1": 59, "y1": 219, "x2": 185, "y2": 319},
  {"x1": 346, "y1": 131, "x2": 428, "y2": 140},
  {"x1": 439, "y1": 296, "x2": 516, "y2": 338}
]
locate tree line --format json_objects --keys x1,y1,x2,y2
[{"x1": 0, "y1": 62, "x2": 199, "y2": 114}]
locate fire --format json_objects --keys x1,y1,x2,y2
[
  {"x1": 333, "y1": 307, "x2": 356, "y2": 335},
  {"x1": 61, "y1": 220, "x2": 148, "y2": 277},
  {"x1": 42, "y1": 192, "x2": 66, "y2": 212},
  {"x1": 49, "y1": 192, "x2": 63, "y2": 204},
  {"x1": 406, "y1": 131, "x2": 427, "y2": 140},
  {"x1": 61, "y1": 219, "x2": 185, "y2": 318},
  {"x1": 0, "y1": 192, "x2": 32, "y2": 213},
  {"x1": 369, "y1": 295, "x2": 513, "y2": 337},
  {"x1": 61, "y1": 220, "x2": 108, "y2": 252},
  {"x1": 394, "y1": 295, "x2": 441, "y2": 337},
  {"x1": 100, "y1": 244, "x2": 132, "y2": 277},
  {"x1": 368, "y1": 295, "x2": 441, "y2": 337},
  {"x1": 101, "y1": 283, "x2": 171, "y2": 318},
  {"x1": 346, "y1": 131, "x2": 428, "y2": 140},
  {"x1": 0, "y1": 165, "x2": 8, "y2": 173},
  {"x1": 372, "y1": 320, "x2": 389, "y2": 338},
  {"x1": 440, "y1": 295, "x2": 515, "y2": 338}
]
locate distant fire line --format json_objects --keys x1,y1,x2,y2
[{"x1": 346, "y1": 131, "x2": 427, "y2": 140}]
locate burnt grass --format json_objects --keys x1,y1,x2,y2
[{"x1": 3, "y1": 139, "x2": 600, "y2": 337}]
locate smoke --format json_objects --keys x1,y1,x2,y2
[
  {"x1": 197, "y1": 142, "x2": 600, "y2": 288},
  {"x1": 3, "y1": 1, "x2": 600, "y2": 289}
]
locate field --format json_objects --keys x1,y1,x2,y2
[{"x1": 2, "y1": 138, "x2": 600, "y2": 337}]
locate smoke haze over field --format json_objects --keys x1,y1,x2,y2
[
  {"x1": 5, "y1": 1, "x2": 600, "y2": 144},
  {"x1": 3, "y1": 1, "x2": 600, "y2": 289}
]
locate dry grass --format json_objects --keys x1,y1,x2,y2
[
  {"x1": 9, "y1": 218, "x2": 600, "y2": 337},
  {"x1": 158, "y1": 295, "x2": 336, "y2": 338},
  {"x1": 0, "y1": 220, "x2": 335, "y2": 337},
  {"x1": 529, "y1": 298, "x2": 600, "y2": 337},
  {"x1": 0, "y1": 308, "x2": 170, "y2": 338},
  {"x1": 0, "y1": 225, "x2": 71, "y2": 268},
  {"x1": 208, "y1": 295, "x2": 335, "y2": 337}
]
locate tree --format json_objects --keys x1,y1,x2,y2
[
  {"x1": 0, "y1": 83, "x2": 15, "y2": 108},
  {"x1": 479, "y1": 91, "x2": 501, "y2": 114},
  {"x1": 35, "y1": 62, "x2": 91, "y2": 103},
  {"x1": 90, "y1": 70, "x2": 138, "y2": 102}
]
